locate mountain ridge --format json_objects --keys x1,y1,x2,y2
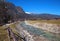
[
  {"x1": 0, "y1": 1, "x2": 60, "y2": 25},
  {"x1": 26, "y1": 13, "x2": 60, "y2": 20}
]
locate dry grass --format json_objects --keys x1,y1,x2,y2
[
  {"x1": 27, "y1": 20, "x2": 60, "y2": 24},
  {"x1": 0, "y1": 22, "x2": 19, "y2": 41},
  {"x1": 0, "y1": 26, "x2": 9, "y2": 41},
  {"x1": 27, "y1": 20, "x2": 60, "y2": 41}
]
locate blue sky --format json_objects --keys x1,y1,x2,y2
[{"x1": 7, "y1": 0, "x2": 60, "y2": 15}]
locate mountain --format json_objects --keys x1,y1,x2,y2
[
  {"x1": 26, "y1": 13, "x2": 60, "y2": 20},
  {"x1": 0, "y1": 1, "x2": 26, "y2": 25},
  {"x1": 0, "y1": 1, "x2": 60, "y2": 25},
  {"x1": 16, "y1": 6, "x2": 25, "y2": 14}
]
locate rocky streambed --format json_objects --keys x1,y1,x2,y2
[
  {"x1": 16, "y1": 21, "x2": 60, "y2": 41},
  {"x1": 25, "y1": 21, "x2": 60, "y2": 34}
]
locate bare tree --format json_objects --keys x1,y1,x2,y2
[{"x1": 0, "y1": 0, "x2": 6, "y2": 2}]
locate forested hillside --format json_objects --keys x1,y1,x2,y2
[{"x1": 0, "y1": 0, "x2": 26, "y2": 25}]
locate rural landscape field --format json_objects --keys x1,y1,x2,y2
[{"x1": 0, "y1": 0, "x2": 60, "y2": 41}]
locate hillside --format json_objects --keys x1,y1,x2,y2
[
  {"x1": 0, "y1": 1, "x2": 26, "y2": 41},
  {"x1": 26, "y1": 13, "x2": 60, "y2": 20},
  {"x1": 0, "y1": 1, "x2": 26, "y2": 25},
  {"x1": 0, "y1": 1, "x2": 60, "y2": 25},
  {"x1": 0, "y1": 0, "x2": 60, "y2": 41}
]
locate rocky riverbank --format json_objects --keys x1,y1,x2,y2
[
  {"x1": 25, "y1": 21, "x2": 60, "y2": 34},
  {"x1": 15, "y1": 21, "x2": 60, "y2": 41}
]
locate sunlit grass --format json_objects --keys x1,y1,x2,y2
[
  {"x1": 0, "y1": 22, "x2": 19, "y2": 41},
  {"x1": 27, "y1": 20, "x2": 60, "y2": 24},
  {"x1": 0, "y1": 26, "x2": 9, "y2": 41}
]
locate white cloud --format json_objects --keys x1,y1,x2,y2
[{"x1": 25, "y1": 12, "x2": 31, "y2": 14}]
